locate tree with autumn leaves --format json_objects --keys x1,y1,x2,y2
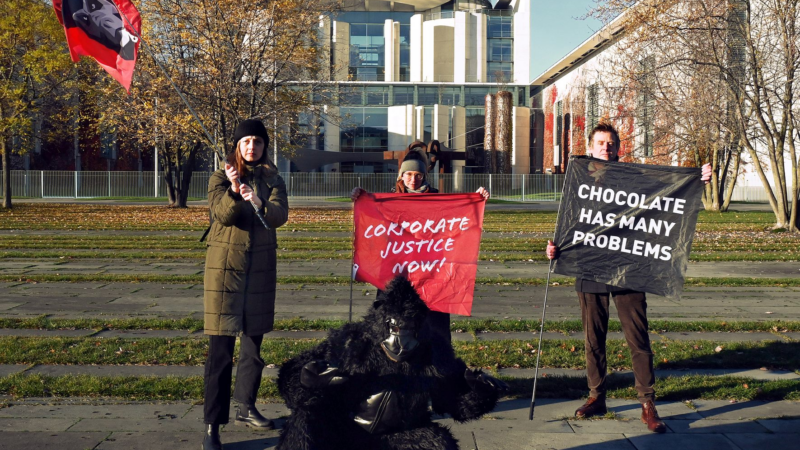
[
  {"x1": 0, "y1": 0, "x2": 74, "y2": 208},
  {"x1": 591, "y1": 0, "x2": 800, "y2": 230},
  {"x1": 96, "y1": 0, "x2": 341, "y2": 207}
]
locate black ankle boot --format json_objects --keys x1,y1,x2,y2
[
  {"x1": 202, "y1": 424, "x2": 223, "y2": 450},
  {"x1": 235, "y1": 404, "x2": 275, "y2": 429}
]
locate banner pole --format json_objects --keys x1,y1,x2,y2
[
  {"x1": 116, "y1": 8, "x2": 269, "y2": 230},
  {"x1": 529, "y1": 259, "x2": 553, "y2": 420},
  {"x1": 530, "y1": 160, "x2": 568, "y2": 421}
]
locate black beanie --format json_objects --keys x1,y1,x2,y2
[{"x1": 233, "y1": 119, "x2": 270, "y2": 148}]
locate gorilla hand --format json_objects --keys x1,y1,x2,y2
[
  {"x1": 464, "y1": 368, "x2": 509, "y2": 393},
  {"x1": 300, "y1": 360, "x2": 349, "y2": 389}
]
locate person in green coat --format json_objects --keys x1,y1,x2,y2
[{"x1": 202, "y1": 119, "x2": 289, "y2": 450}]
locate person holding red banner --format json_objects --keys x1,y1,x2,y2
[
  {"x1": 545, "y1": 123, "x2": 712, "y2": 433},
  {"x1": 202, "y1": 119, "x2": 289, "y2": 450},
  {"x1": 351, "y1": 141, "x2": 489, "y2": 344}
]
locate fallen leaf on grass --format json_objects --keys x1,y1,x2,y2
[{"x1": 715, "y1": 346, "x2": 723, "y2": 352}]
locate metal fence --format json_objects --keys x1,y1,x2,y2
[
  {"x1": 1, "y1": 170, "x2": 774, "y2": 202},
  {"x1": 4, "y1": 170, "x2": 566, "y2": 201}
]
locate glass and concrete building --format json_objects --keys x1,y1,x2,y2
[{"x1": 289, "y1": 0, "x2": 533, "y2": 175}]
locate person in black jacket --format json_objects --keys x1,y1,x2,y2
[
  {"x1": 276, "y1": 276, "x2": 506, "y2": 450},
  {"x1": 545, "y1": 123, "x2": 711, "y2": 433}
]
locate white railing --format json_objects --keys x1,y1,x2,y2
[
  {"x1": 2, "y1": 170, "x2": 777, "y2": 203},
  {"x1": 3, "y1": 170, "x2": 567, "y2": 201}
]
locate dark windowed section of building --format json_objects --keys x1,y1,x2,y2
[
  {"x1": 486, "y1": 16, "x2": 513, "y2": 83},
  {"x1": 365, "y1": 86, "x2": 390, "y2": 105},
  {"x1": 291, "y1": 112, "x2": 324, "y2": 151},
  {"x1": 339, "y1": 85, "x2": 363, "y2": 105},
  {"x1": 340, "y1": 107, "x2": 388, "y2": 153},
  {"x1": 393, "y1": 86, "x2": 414, "y2": 105},
  {"x1": 441, "y1": 87, "x2": 461, "y2": 105},
  {"x1": 350, "y1": 24, "x2": 385, "y2": 81},
  {"x1": 465, "y1": 107, "x2": 485, "y2": 172},
  {"x1": 418, "y1": 87, "x2": 439, "y2": 105}
]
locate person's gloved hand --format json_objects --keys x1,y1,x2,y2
[
  {"x1": 464, "y1": 368, "x2": 509, "y2": 393},
  {"x1": 300, "y1": 360, "x2": 349, "y2": 389}
]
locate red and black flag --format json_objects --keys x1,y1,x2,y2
[{"x1": 53, "y1": 0, "x2": 141, "y2": 93}]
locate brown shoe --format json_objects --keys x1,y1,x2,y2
[
  {"x1": 641, "y1": 400, "x2": 666, "y2": 433},
  {"x1": 575, "y1": 397, "x2": 607, "y2": 418}
]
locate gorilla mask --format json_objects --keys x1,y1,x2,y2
[
  {"x1": 380, "y1": 318, "x2": 419, "y2": 363},
  {"x1": 365, "y1": 276, "x2": 429, "y2": 364}
]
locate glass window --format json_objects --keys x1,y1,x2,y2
[
  {"x1": 487, "y1": 16, "x2": 512, "y2": 38},
  {"x1": 441, "y1": 87, "x2": 461, "y2": 106},
  {"x1": 464, "y1": 87, "x2": 491, "y2": 106},
  {"x1": 488, "y1": 39, "x2": 513, "y2": 62},
  {"x1": 340, "y1": 107, "x2": 388, "y2": 152},
  {"x1": 393, "y1": 86, "x2": 413, "y2": 105},
  {"x1": 487, "y1": 62, "x2": 513, "y2": 82},
  {"x1": 366, "y1": 86, "x2": 390, "y2": 105},
  {"x1": 340, "y1": 85, "x2": 363, "y2": 105},
  {"x1": 418, "y1": 87, "x2": 439, "y2": 105}
]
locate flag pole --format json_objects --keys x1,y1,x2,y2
[
  {"x1": 529, "y1": 259, "x2": 553, "y2": 420},
  {"x1": 117, "y1": 9, "x2": 269, "y2": 230},
  {"x1": 529, "y1": 171, "x2": 568, "y2": 420}
]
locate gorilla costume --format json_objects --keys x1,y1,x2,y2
[{"x1": 277, "y1": 276, "x2": 506, "y2": 450}]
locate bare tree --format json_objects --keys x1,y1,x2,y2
[{"x1": 593, "y1": 0, "x2": 800, "y2": 228}]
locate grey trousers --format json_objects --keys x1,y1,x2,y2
[{"x1": 578, "y1": 291, "x2": 655, "y2": 404}]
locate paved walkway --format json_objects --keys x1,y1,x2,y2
[
  {"x1": 1, "y1": 259, "x2": 799, "y2": 322},
  {"x1": 0, "y1": 398, "x2": 797, "y2": 450}
]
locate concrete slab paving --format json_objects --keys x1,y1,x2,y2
[
  {"x1": 0, "y1": 403, "x2": 191, "y2": 419},
  {"x1": 96, "y1": 431, "x2": 281, "y2": 450},
  {"x1": 481, "y1": 432, "x2": 636, "y2": 450},
  {"x1": 0, "y1": 417, "x2": 79, "y2": 431},
  {"x1": 664, "y1": 419, "x2": 769, "y2": 434},
  {"x1": 26, "y1": 364, "x2": 204, "y2": 377},
  {"x1": 607, "y1": 400, "x2": 701, "y2": 421},
  {"x1": 94, "y1": 329, "x2": 197, "y2": 339},
  {"x1": 622, "y1": 433, "x2": 742, "y2": 450},
  {"x1": 0, "y1": 432, "x2": 107, "y2": 450},
  {"x1": 656, "y1": 332, "x2": 783, "y2": 342},
  {"x1": 69, "y1": 417, "x2": 200, "y2": 432},
  {"x1": 0, "y1": 365, "x2": 28, "y2": 377},
  {"x1": 724, "y1": 433, "x2": 800, "y2": 449},
  {"x1": 691, "y1": 400, "x2": 800, "y2": 420},
  {"x1": 754, "y1": 418, "x2": 800, "y2": 432},
  {"x1": 0, "y1": 329, "x2": 94, "y2": 337},
  {"x1": 0, "y1": 303, "x2": 23, "y2": 311}
]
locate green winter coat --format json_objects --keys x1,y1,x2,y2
[{"x1": 203, "y1": 163, "x2": 289, "y2": 336}]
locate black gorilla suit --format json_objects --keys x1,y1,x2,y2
[{"x1": 277, "y1": 277, "x2": 504, "y2": 450}]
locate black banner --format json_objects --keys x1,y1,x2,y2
[{"x1": 553, "y1": 156, "x2": 703, "y2": 297}]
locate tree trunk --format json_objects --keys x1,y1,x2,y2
[
  {"x1": 176, "y1": 144, "x2": 199, "y2": 208},
  {"x1": 1, "y1": 139, "x2": 11, "y2": 209},
  {"x1": 162, "y1": 147, "x2": 176, "y2": 206}
]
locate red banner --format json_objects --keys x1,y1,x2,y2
[
  {"x1": 353, "y1": 193, "x2": 485, "y2": 316},
  {"x1": 53, "y1": 0, "x2": 141, "y2": 93}
]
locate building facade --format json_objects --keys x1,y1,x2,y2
[{"x1": 288, "y1": 0, "x2": 534, "y2": 175}]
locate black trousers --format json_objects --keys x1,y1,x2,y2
[
  {"x1": 204, "y1": 334, "x2": 265, "y2": 425},
  {"x1": 578, "y1": 291, "x2": 655, "y2": 404}
]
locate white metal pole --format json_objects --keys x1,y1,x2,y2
[{"x1": 155, "y1": 98, "x2": 159, "y2": 198}]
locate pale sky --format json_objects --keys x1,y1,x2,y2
[{"x1": 529, "y1": 0, "x2": 604, "y2": 81}]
